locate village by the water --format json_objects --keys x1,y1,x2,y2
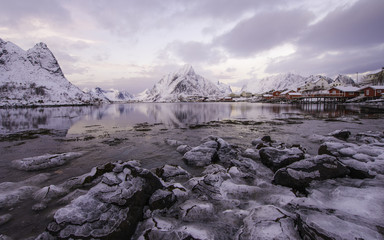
[{"x1": 224, "y1": 67, "x2": 384, "y2": 105}]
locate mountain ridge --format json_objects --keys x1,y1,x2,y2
[
  {"x1": 0, "y1": 38, "x2": 96, "y2": 107},
  {"x1": 138, "y1": 65, "x2": 232, "y2": 102}
]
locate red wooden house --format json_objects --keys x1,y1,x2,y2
[
  {"x1": 360, "y1": 86, "x2": 384, "y2": 98},
  {"x1": 328, "y1": 86, "x2": 360, "y2": 98},
  {"x1": 272, "y1": 90, "x2": 281, "y2": 97}
]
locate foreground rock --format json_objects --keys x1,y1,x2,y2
[
  {"x1": 235, "y1": 205, "x2": 300, "y2": 240},
  {"x1": 11, "y1": 152, "x2": 83, "y2": 171},
  {"x1": 259, "y1": 147, "x2": 305, "y2": 172},
  {"x1": 0, "y1": 173, "x2": 50, "y2": 209},
  {"x1": 155, "y1": 164, "x2": 191, "y2": 182},
  {"x1": 318, "y1": 132, "x2": 384, "y2": 178},
  {"x1": 290, "y1": 178, "x2": 384, "y2": 240},
  {"x1": 273, "y1": 155, "x2": 349, "y2": 191},
  {"x1": 182, "y1": 137, "x2": 239, "y2": 167},
  {"x1": 37, "y1": 161, "x2": 162, "y2": 239}
]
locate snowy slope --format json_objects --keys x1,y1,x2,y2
[
  {"x1": 138, "y1": 65, "x2": 232, "y2": 102},
  {"x1": 84, "y1": 87, "x2": 134, "y2": 103},
  {"x1": 0, "y1": 38, "x2": 95, "y2": 107},
  {"x1": 241, "y1": 73, "x2": 306, "y2": 94},
  {"x1": 333, "y1": 75, "x2": 356, "y2": 86},
  {"x1": 241, "y1": 73, "x2": 355, "y2": 94}
]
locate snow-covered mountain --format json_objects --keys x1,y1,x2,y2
[
  {"x1": 0, "y1": 38, "x2": 95, "y2": 107},
  {"x1": 241, "y1": 73, "x2": 306, "y2": 94},
  {"x1": 138, "y1": 65, "x2": 232, "y2": 102},
  {"x1": 241, "y1": 73, "x2": 356, "y2": 94},
  {"x1": 84, "y1": 87, "x2": 134, "y2": 103}
]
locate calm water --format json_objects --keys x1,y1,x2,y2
[{"x1": 0, "y1": 102, "x2": 383, "y2": 239}]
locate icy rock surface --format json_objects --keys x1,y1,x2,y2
[
  {"x1": 11, "y1": 152, "x2": 83, "y2": 171},
  {"x1": 273, "y1": 155, "x2": 349, "y2": 191},
  {"x1": 259, "y1": 147, "x2": 305, "y2": 172},
  {"x1": 183, "y1": 140, "x2": 219, "y2": 167},
  {"x1": 0, "y1": 173, "x2": 50, "y2": 209},
  {"x1": 319, "y1": 131, "x2": 384, "y2": 178},
  {"x1": 38, "y1": 161, "x2": 162, "y2": 239},
  {"x1": 235, "y1": 205, "x2": 300, "y2": 240},
  {"x1": 183, "y1": 137, "x2": 239, "y2": 167},
  {"x1": 155, "y1": 164, "x2": 191, "y2": 182}
]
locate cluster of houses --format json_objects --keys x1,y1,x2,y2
[
  {"x1": 263, "y1": 85, "x2": 384, "y2": 101},
  {"x1": 262, "y1": 68, "x2": 384, "y2": 102}
]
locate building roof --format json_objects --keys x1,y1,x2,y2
[
  {"x1": 330, "y1": 86, "x2": 360, "y2": 92},
  {"x1": 281, "y1": 90, "x2": 294, "y2": 95},
  {"x1": 263, "y1": 94, "x2": 273, "y2": 97},
  {"x1": 288, "y1": 92, "x2": 302, "y2": 96},
  {"x1": 361, "y1": 85, "x2": 384, "y2": 90}
]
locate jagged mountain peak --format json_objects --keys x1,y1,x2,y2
[
  {"x1": 139, "y1": 65, "x2": 231, "y2": 102},
  {"x1": 177, "y1": 64, "x2": 195, "y2": 76},
  {"x1": 0, "y1": 38, "x2": 94, "y2": 106}
]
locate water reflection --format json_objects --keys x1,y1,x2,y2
[{"x1": 0, "y1": 103, "x2": 378, "y2": 135}]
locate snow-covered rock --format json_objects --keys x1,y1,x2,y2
[
  {"x1": 155, "y1": 164, "x2": 191, "y2": 182},
  {"x1": 0, "y1": 173, "x2": 50, "y2": 209},
  {"x1": 235, "y1": 205, "x2": 300, "y2": 240},
  {"x1": 11, "y1": 152, "x2": 83, "y2": 171},
  {"x1": 38, "y1": 161, "x2": 163, "y2": 239},
  {"x1": 259, "y1": 147, "x2": 305, "y2": 172},
  {"x1": 273, "y1": 155, "x2": 350, "y2": 191},
  {"x1": 138, "y1": 65, "x2": 232, "y2": 102},
  {"x1": 0, "y1": 38, "x2": 96, "y2": 106}
]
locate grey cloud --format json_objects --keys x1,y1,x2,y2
[
  {"x1": 267, "y1": 45, "x2": 384, "y2": 76},
  {"x1": 69, "y1": 0, "x2": 180, "y2": 36},
  {"x1": 215, "y1": 9, "x2": 314, "y2": 57},
  {"x1": 0, "y1": 0, "x2": 71, "y2": 28},
  {"x1": 299, "y1": 0, "x2": 384, "y2": 51},
  {"x1": 267, "y1": 0, "x2": 384, "y2": 76},
  {"x1": 186, "y1": 0, "x2": 283, "y2": 20},
  {"x1": 165, "y1": 41, "x2": 226, "y2": 64}
]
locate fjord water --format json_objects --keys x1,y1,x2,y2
[{"x1": 1, "y1": 102, "x2": 384, "y2": 239}]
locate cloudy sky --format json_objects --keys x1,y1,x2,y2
[{"x1": 1, "y1": 0, "x2": 383, "y2": 93}]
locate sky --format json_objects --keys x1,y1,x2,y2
[{"x1": 0, "y1": 0, "x2": 383, "y2": 93}]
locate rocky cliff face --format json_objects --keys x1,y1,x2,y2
[
  {"x1": 0, "y1": 38, "x2": 94, "y2": 107},
  {"x1": 139, "y1": 65, "x2": 232, "y2": 102}
]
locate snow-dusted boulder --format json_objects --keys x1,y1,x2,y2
[
  {"x1": 176, "y1": 144, "x2": 192, "y2": 154},
  {"x1": 155, "y1": 164, "x2": 191, "y2": 182},
  {"x1": 235, "y1": 205, "x2": 300, "y2": 240},
  {"x1": 38, "y1": 161, "x2": 162, "y2": 239},
  {"x1": 329, "y1": 129, "x2": 351, "y2": 141},
  {"x1": 259, "y1": 147, "x2": 305, "y2": 172},
  {"x1": 183, "y1": 140, "x2": 219, "y2": 167},
  {"x1": 11, "y1": 152, "x2": 83, "y2": 171},
  {"x1": 273, "y1": 155, "x2": 349, "y2": 191},
  {"x1": 134, "y1": 217, "x2": 215, "y2": 240}
]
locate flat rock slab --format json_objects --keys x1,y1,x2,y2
[
  {"x1": 273, "y1": 155, "x2": 349, "y2": 191},
  {"x1": 235, "y1": 205, "x2": 300, "y2": 240},
  {"x1": 11, "y1": 152, "x2": 83, "y2": 171},
  {"x1": 259, "y1": 147, "x2": 305, "y2": 172}
]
